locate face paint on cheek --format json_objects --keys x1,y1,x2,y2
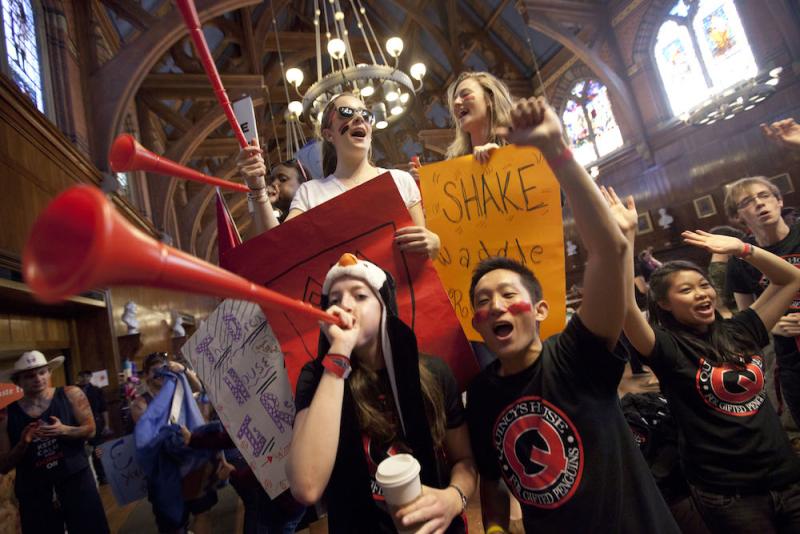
[
  {"x1": 339, "y1": 124, "x2": 350, "y2": 135},
  {"x1": 472, "y1": 309, "x2": 490, "y2": 324},
  {"x1": 508, "y1": 302, "x2": 533, "y2": 315}
]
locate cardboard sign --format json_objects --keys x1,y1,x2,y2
[
  {"x1": 419, "y1": 146, "x2": 566, "y2": 341},
  {"x1": 233, "y1": 96, "x2": 258, "y2": 144},
  {"x1": 0, "y1": 383, "x2": 23, "y2": 410},
  {"x1": 222, "y1": 173, "x2": 477, "y2": 390},
  {"x1": 181, "y1": 300, "x2": 294, "y2": 498},
  {"x1": 99, "y1": 434, "x2": 148, "y2": 505}
]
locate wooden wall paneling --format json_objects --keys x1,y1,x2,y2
[{"x1": 108, "y1": 286, "x2": 218, "y2": 368}]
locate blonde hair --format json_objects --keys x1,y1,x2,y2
[
  {"x1": 317, "y1": 93, "x2": 373, "y2": 177},
  {"x1": 445, "y1": 72, "x2": 514, "y2": 160},
  {"x1": 723, "y1": 176, "x2": 781, "y2": 219}
]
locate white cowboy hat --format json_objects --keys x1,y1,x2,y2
[{"x1": 0, "y1": 351, "x2": 65, "y2": 381}]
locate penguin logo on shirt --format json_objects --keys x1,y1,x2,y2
[
  {"x1": 695, "y1": 355, "x2": 766, "y2": 416},
  {"x1": 493, "y1": 396, "x2": 583, "y2": 509}
]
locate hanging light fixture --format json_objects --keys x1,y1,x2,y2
[
  {"x1": 684, "y1": 66, "x2": 783, "y2": 126},
  {"x1": 283, "y1": 0, "x2": 427, "y2": 129}
]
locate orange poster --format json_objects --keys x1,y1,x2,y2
[{"x1": 419, "y1": 146, "x2": 566, "y2": 341}]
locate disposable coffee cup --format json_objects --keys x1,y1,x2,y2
[{"x1": 375, "y1": 454, "x2": 422, "y2": 533}]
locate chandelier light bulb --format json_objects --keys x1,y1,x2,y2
[
  {"x1": 385, "y1": 37, "x2": 404, "y2": 58},
  {"x1": 383, "y1": 81, "x2": 399, "y2": 102},
  {"x1": 390, "y1": 105, "x2": 404, "y2": 116},
  {"x1": 372, "y1": 103, "x2": 388, "y2": 129},
  {"x1": 766, "y1": 78, "x2": 779, "y2": 86},
  {"x1": 327, "y1": 38, "x2": 347, "y2": 60},
  {"x1": 399, "y1": 92, "x2": 410, "y2": 104},
  {"x1": 361, "y1": 82, "x2": 375, "y2": 97},
  {"x1": 288, "y1": 100, "x2": 304, "y2": 115},
  {"x1": 286, "y1": 68, "x2": 304, "y2": 87},
  {"x1": 769, "y1": 66, "x2": 783, "y2": 78},
  {"x1": 334, "y1": 11, "x2": 344, "y2": 21},
  {"x1": 410, "y1": 62, "x2": 426, "y2": 81}
]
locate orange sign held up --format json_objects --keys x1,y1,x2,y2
[
  {"x1": 0, "y1": 383, "x2": 23, "y2": 409},
  {"x1": 419, "y1": 146, "x2": 566, "y2": 341}
]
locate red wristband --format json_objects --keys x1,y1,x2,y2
[
  {"x1": 546, "y1": 146, "x2": 573, "y2": 170},
  {"x1": 322, "y1": 353, "x2": 352, "y2": 379},
  {"x1": 737, "y1": 243, "x2": 754, "y2": 258}
]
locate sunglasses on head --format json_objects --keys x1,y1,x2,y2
[{"x1": 335, "y1": 106, "x2": 374, "y2": 124}]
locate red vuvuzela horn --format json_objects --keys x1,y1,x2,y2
[
  {"x1": 175, "y1": 0, "x2": 248, "y2": 149},
  {"x1": 22, "y1": 185, "x2": 343, "y2": 326},
  {"x1": 109, "y1": 134, "x2": 249, "y2": 193}
]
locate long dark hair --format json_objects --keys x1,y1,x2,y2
[{"x1": 646, "y1": 261, "x2": 760, "y2": 365}]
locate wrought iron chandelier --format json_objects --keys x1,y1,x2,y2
[
  {"x1": 683, "y1": 67, "x2": 783, "y2": 126},
  {"x1": 282, "y1": 0, "x2": 426, "y2": 130}
]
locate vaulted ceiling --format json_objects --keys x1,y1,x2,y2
[{"x1": 89, "y1": 0, "x2": 610, "y2": 262}]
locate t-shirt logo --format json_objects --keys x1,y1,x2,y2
[
  {"x1": 493, "y1": 396, "x2": 583, "y2": 509},
  {"x1": 695, "y1": 355, "x2": 766, "y2": 416}
]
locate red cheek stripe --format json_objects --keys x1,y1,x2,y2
[
  {"x1": 471, "y1": 302, "x2": 533, "y2": 324},
  {"x1": 473, "y1": 309, "x2": 490, "y2": 323},
  {"x1": 508, "y1": 302, "x2": 533, "y2": 315}
]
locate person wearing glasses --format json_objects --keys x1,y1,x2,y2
[
  {"x1": 609, "y1": 185, "x2": 800, "y2": 533},
  {"x1": 237, "y1": 93, "x2": 440, "y2": 259},
  {"x1": 725, "y1": 177, "x2": 800, "y2": 431}
]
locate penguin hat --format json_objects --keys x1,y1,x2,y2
[{"x1": 320, "y1": 253, "x2": 412, "y2": 434}]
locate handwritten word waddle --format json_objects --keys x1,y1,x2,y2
[
  {"x1": 438, "y1": 239, "x2": 544, "y2": 271},
  {"x1": 436, "y1": 161, "x2": 548, "y2": 224}
]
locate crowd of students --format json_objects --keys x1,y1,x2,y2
[{"x1": 1, "y1": 69, "x2": 800, "y2": 534}]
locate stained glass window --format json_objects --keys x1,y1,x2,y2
[
  {"x1": 562, "y1": 80, "x2": 623, "y2": 166},
  {"x1": 655, "y1": 0, "x2": 757, "y2": 116},
  {"x1": 1, "y1": 0, "x2": 44, "y2": 112}
]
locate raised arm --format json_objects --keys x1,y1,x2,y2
[
  {"x1": 237, "y1": 138, "x2": 280, "y2": 234},
  {"x1": 286, "y1": 307, "x2": 357, "y2": 505},
  {"x1": 601, "y1": 187, "x2": 657, "y2": 357},
  {"x1": 683, "y1": 231, "x2": 800, "y2": 331},
  {"x1": 498, "y1": 97, "x2": 629, "y2": 346}
]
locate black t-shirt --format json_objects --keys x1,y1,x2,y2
[
  {"x1": 726, "y1": 223, "x2": 800, "y2": 357},
  {"x1": 649, "y1": 309, "x2": 800, "y2": 493},
  {"x1": 295, "y1": 355, "x2": 465, "y2": 533},
  {"x1": 467, "y1": 315, "x2": 679, "y2": 533}
]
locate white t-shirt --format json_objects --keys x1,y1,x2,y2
[{"x1": 289, "y1": 168, "x2": 421, "y2": 214}]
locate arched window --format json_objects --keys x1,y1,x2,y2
[
  {"x1": 1, "y1": 0, "x2": 45, "y2": 112},
  {"x1": 562, "y1": 80, "x2": 624, "y2": 166},
  {"x1": 654, "y1": 0, "x2": 757, "y2": 116}
]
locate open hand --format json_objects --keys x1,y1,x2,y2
[
  {"x1": 495, "y1": 97, "x2": 566, "y2": 160},
  {"x1": 682, "y1": 230, "x2": 745, "y2": 255},
  {"x1": 395, "y1": 226, "x2": 441, "y2": 260},
  {"x1": 395, "y1": 485, "x2": 462, "y2": 534},
  {"x1": 473, "y1": 143, "x2": 499, "y2": 164},
  {"x1": 237, "y1": 138, "x2": 267, "y2": 190},
  {"x1": 600, "y1": 186, "x2": 637, "y2": 236},
  {"x1": 762, "y1": 118, "x2": 800, "y2": 151},
  {"x1": 37, "y1": 416, "x2": 68, "y2": 438}
]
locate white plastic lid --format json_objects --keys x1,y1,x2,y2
[{"x1": 375, "y1": 453, "x2": 421, "y2": 488}]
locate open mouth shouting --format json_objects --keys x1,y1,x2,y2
[
  {"x1": 492, "y1": 320, "x2": 514, "y2": 342},
  {"x1": 694, "y1": 300, "x2": 714, "y2": 319}
]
